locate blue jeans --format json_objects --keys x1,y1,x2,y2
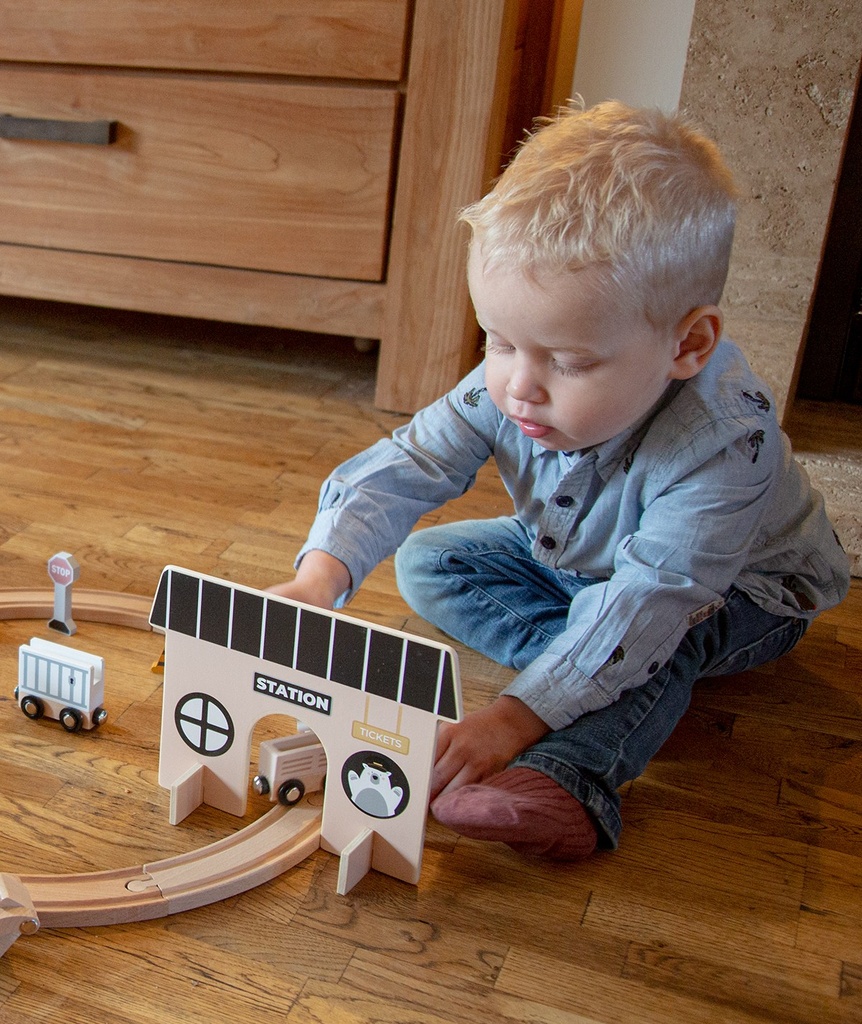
[{"x1": 395, "y1": 517, "x2": 808, "y2": 849}]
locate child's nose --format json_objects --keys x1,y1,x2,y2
[{"x1": 506, "y1": 362, "x2": 545, "y2": 403}]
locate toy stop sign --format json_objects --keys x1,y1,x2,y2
[
  {"x1": 48, "y1": 552, "x2": 80, "y2": 588},
  {"x1": 48, "y1": 551, "x2": 80, "y2": 635}
]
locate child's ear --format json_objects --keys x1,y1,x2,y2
[{"x1": 669, "y1": 305, "x2": 723, "y2": 380}]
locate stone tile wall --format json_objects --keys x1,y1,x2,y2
[{"x1": 680, "y1": 0, "x2": 861, "y2": 421}]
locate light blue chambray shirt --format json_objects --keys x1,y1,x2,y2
[{"x1": 299, "y1": 339, "x2": 849, "y2": 727}]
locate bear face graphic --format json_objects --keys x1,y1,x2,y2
[{"x1": 347, "y1": 762, "x2": 404, "y2": 817}]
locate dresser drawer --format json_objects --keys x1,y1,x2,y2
[
  {"x1": 0, "y1": 67, "x2": 398, "y2": 280},
  {"x1": 0, "y1": 0, "x2": 530, "y2": 414},
  {"x1": 0, "y1": 0, "x2": 410, "y2": 80}
]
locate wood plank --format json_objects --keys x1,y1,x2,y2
[
  {"x1": 497, "y1": 946, "x2": 775, "y2": 1024},
  {"x1": 691, "y1": 672, "x2": 862, "y2": 740},
  {"x1": 300, "y1": 947, "x2": 604, "y2": 1024},
  {"x1": 4, "y1": 926, "x2": 309, "y2": 1021},
  {"x1": 376, "y1": 0, "x2": 520, "y2": 411},
  {"x1": 0, "y1": 0, "x2": 410, "y2": 80},
  {"x1": 798, "y1": 847, "x2": 862, "y2": 962},
  {"x1": 621, "y1": 943, "x2": 855, "y2": 1024},
  {"x1": 0, "y1": 244, "x2": 385, "y2": 340}
]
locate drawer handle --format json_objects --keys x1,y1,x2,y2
[{"x1": 0, "y1": 114, "x2": 117, "y2": 145}]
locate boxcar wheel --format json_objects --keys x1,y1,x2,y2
[
  {"x1": 59, "y1": 707, "x2": 83, "y2": 733},
  {"x1": 21, "y1": 695, "x2": 44, "y2": 720},
  {"x1": 277, "y1": 779, "x2": 305, "y2": 806}
]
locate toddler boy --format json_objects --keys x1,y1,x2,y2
[{"x1": 271, "y1": 102, "x2": 849, "y2": 860}]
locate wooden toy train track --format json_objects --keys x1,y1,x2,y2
[{"x1": 0, "y1": 588, "x2": 323, "y2": 956}]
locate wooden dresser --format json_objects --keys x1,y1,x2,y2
[{"x1": 0, "y1": 0, "x2": 535, "y2": 412}]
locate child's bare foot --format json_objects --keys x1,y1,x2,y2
[{"x1": 430, "y1": 767, "x2": 598, "y2": 860}]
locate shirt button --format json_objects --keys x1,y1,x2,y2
[
  {"x1": 648, "y1": 662, "x2": 660, "y2": 674},
  {"x1": 555, "y1": 495, "x2": 574, "y2": 507},
  {"x1": 540, "y1": 535, "x2": 557, "y2": 550}
]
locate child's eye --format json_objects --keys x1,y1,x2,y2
[
  {"x1": 553, "y1": 361, "x2": 594, "y2": 377},
  {"x1": 483, "y1": 338, "x2": 514, "y2": 356}
]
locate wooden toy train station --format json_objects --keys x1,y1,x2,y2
[{"x1": 152, "y1": 565, "x2": 461, "y2": 886}]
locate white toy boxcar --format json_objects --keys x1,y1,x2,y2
[
  {"x1": 253, "y1": 730, "x2": 326, "y2": 806},
  {"x1": 15, "y1": 637, "x2": 106, "y2": 732}
]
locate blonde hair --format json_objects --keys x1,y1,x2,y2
[{"x1": 460, "y1": 100, "x2": 738, "y2": 330}]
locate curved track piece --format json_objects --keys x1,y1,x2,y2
[
  {"x1": 0, "y1": 588, "x2": 154, "y2": 630},
  {"x1": 0, "y1": 588, "x2": 322, "y2": 955},
  {"x1": 18, "y1": 804, "x2": 321, "y2": 929}
]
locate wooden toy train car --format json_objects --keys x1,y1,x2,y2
[
  {"x1": 14, "y1": 638, "x2": 106, "y2": 732},
  {"x1": 252, "y1": 731, "x2": 326, "y2": 806}
]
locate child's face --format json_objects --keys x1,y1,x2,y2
[{"x1": 468, "y1": 247, "x2": 689, "y2": 452}]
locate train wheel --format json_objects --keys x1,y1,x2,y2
[
  {"x1": 21, "y1": 695, "x2": 44, "y2": 720},
  {"x1": 277, "y1": 778, "x2": 305, "y2": 807},
  {"x1": 59, "y1": 707, "x2": 83, "y2": 733},
  {"x1": 252, "y1": 775, "x2": 271, "y2": 797}
]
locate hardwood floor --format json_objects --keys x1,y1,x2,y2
[{"x1": 0, "y1": 296, "x2": 858, "y2": 1024}]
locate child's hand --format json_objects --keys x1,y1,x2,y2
[
  {"x1": 266, "y1": 550, "x2": 351, "y2": 610},
  {"x1": 431, "y1": 696, "x2": 549, "y2": 800},
  {"x1": 266, "y1": 578, "x2": 335, "y2": 608}
]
